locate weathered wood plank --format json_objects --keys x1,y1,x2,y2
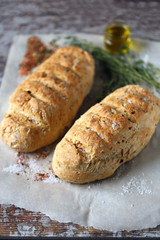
[{"x1": 1, "y1": 204, "x2": 160, "y2": 237}]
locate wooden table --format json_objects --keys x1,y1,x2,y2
[{"x1": 1, "y1": 0, "x2": 160, "y2": 238}]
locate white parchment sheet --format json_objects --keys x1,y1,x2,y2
[{"x1": 1, "y1": 34, "x2": 160, "y2": 232}]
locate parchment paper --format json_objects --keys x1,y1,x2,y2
[{"x1": 1, "y1": 34, "x2": 160, "y2": 232}]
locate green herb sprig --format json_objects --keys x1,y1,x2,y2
[{"x1": 52, "y1": 36, "x2": 160, "y2": 97}]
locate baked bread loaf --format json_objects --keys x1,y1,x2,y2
[
  {"x1": 0, "y1": 46, "x2": 95, "y2": 152},
  {"x1": 52, "y1": 85, "x2": 160, "y2": 184}
]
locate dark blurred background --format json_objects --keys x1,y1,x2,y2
[{"x1": 0, "y1": 0, "x2": 160, "y2": 77}]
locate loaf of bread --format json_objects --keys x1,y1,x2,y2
[
  {"x1": 52, "y1": 85, "x2": 160, "y2": 184},
  {"x1": 0, "y1": 46, "x2": 95, "y2": 152}
]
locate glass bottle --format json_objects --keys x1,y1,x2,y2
[{"x1": 104, "y1": 22, "x2": 132, "y2": 54}]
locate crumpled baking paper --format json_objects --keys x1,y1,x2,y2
[{"x1": 1, "y1": 34, "x2": 160, "y2": 232}]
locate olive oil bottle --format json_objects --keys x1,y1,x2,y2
[{"x1": 104, "y1": 22, "x2": 132, "y2": 54}]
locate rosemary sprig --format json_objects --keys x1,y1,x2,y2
[{"x1": 52, "y1": 36, "x2": 160, "y2": 97}]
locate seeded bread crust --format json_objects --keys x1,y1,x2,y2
[
  {"x1": 52, "y1": 85, "x2": 160, "y2": 184},
  {"x1": 0, "y1": 46, "x2": 95, "y2": 152}
]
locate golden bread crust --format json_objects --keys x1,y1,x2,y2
[
  {"x1": 52, "y1": 85, "x2": 160, "y2": 184},
  {"x1": 0, "y1": 46, "x2": 95, "y2": 152}
]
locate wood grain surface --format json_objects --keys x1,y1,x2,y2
[
  {"x1": 1, "y1": 0, "x2": 160, "y2": 238},
  {"x1": 1, "y1": 204, "x2": 160, "y2": 238}
]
